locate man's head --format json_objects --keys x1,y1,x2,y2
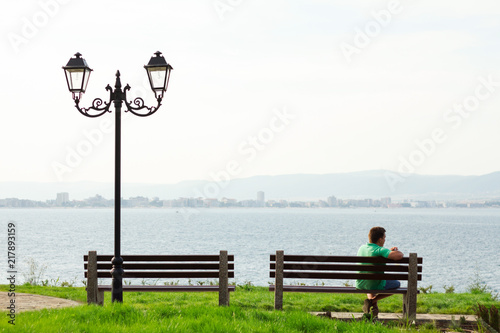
[{"x1": 368, "y1": 226, "x2": 386, "y2": 246}]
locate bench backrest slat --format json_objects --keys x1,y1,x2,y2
[
  {"x1": 271, "y1": 263, "x2": 422, "y2": 273},
  {"x1": 85, "y1": 263, "x2": 235, "y2": 270},
  {"x1": 84, "y1": 254, "x2": 234, "y2": 262},
  {"x1": 270, "y1": 271, "x2": 421, "y2": 281},
  {"x1": 270, "y1": 254, "x2": 422, "y2": 265}
]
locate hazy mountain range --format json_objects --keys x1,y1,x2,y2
[{"x1": 2, "y1": 170, "x2": 500, "y2": 201}]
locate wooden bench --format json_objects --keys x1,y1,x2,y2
[
  {"x1": 84, "y1": 250, "x2": 235, "y2": 306},
  {"x1": 269, "y1": 250, "x2": 422, "y2": 320}
]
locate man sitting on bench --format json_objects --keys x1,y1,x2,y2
[{"x1": 356, "y1": 226, "x2": 404, "y2": 317}]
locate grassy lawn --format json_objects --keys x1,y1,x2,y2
[{"x1": 0, "y1": 284, "x2": 498, "y2": 332}]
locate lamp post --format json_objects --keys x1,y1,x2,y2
[{"x1": 63, "y1": 51, "x2": 173, "y2": 302}]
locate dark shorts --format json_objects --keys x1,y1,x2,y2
[{"x1": 384, "y1": 280, "x2": 401, "y2": 290}]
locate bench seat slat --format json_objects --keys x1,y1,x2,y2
[
  {"x1": 271, "y1": 271, "x2": 421, "y2": 281},
  {"x1": 88, "y1": 271, "x2": 235, "y2": 279},
  {"x1": 86, "y1": 263, "x2": 235, "y2": 270},
  {"x1": 269, "y1": 285, "x2": 416, "y2": 294},
  {"x1": 97, "y1": 285, "x2": 236, "y2": 292}
]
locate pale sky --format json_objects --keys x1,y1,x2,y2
[{"x1": 1, "y1": 0, "x2": 500, "y2": 185}]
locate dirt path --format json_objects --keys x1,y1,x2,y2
[{"x1": 1, "y1": 292, "x2": 83, "y2": 312}]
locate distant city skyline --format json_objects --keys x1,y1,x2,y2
[
  {"x1": 1, "y1": 170, "x2": 499, "y2": 202},
  {"x1": 2, "y1": 1, "x2": 500, "y2": 186},
  {"x1": 1, "y1": 191, "x2": 498, "y2": 209}
]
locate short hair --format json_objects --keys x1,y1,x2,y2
[{"x1": 369, "y1": 227, "x2": 386, "y2": 244}]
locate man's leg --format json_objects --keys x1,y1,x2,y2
[
  {"x1": 384, "y1": 280, "x2": 401, "y2": 290},
  {"x1": 368, "y1": 281, "x2": 401, "y2": 317},
  {"x1": 362, "y1": 298, "x2": 372, "y2": 314},
  {"x1": 368, "y1": 280, "x2": 401, "y2": 300}
]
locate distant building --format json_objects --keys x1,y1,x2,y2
[
  {"x1": 203, "y1": 198, "x2": 220, "y2": 208},
  {"x1": 84, "y1": 194, "x2": 111, "y2": 207},
  {"x1": 359, "y1": 199, "x2": 372, "y2": 207},
  {"x1": 278, "y1": 200, "x2": 289, "y2": 207},
  {"x1": 380, "y1": 197, "x2": 392, "y2": 207},
  {"x1": 56, "y1": 192, "x2": 69, "y2": 206},
  {"x1": 128, "y1": 196, "x2": 149, "y2": 207},
  {"x1": 240, "y1": 200, "x2": 258, "y2": 207},
  {"x1": 327, "y1": 196, "x2": 338, "y2": 207},
  {"x1": 220, "y1": 197, "x2": 237, "y2": 206},
  {"x1": 257, "y1": 191, "x2": 265, "y2": 207},
  {"x1": 318, "y1": 200, "x2": 328, "y2": 208}
]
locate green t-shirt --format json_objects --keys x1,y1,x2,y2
[{"x1": 355, "y1": 243, "x2": 391, "y2": 290}]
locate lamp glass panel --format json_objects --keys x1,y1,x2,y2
[
  {"x1": 66, "y1": 68, "x2": 85, "y2": 91},
  {"x1": 148, "y1": 67, "x2": 167, "y2": 90},
  {"x1": 82, "y1": 68, "x2": 91, "y2": 92}
]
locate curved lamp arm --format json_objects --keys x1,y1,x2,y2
[
  {"x1": 123, "y1": 84, "x2": 162, "y2": 117},
  {"x1": 74, "y1": 85, "x2": 113, "y2": 118}
]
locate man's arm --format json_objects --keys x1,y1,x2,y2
[{"x1": 387, "y1": 246, "x2": 404, "y2": 260}]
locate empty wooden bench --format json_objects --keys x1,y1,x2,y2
[
  {"x1": 270, "y1": 250, "x2": 422, "y2": 320},
  {"x1": 84, "y1": 250, "x2": 235, "y2": 306}
]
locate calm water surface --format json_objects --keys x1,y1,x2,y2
[{"x1": 1, "y1": 208, "x2": 499, "y2": 292}]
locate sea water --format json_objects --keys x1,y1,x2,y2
[{"x1": 1, "y1": 208, "x2": 499, "y2": 292}]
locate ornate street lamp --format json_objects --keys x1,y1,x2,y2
[
  {"x1": 144, "y1": 51, "x2": 173, "y2": 99},
  {"x1": 62, "y1": 52, "x2": 92, "y2": 101},
  {"x1": 63, "y1": 51, "x2": 173, "y2": 302}
]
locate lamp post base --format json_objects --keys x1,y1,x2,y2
[{"x1": 111, "y1": 256, "x2": 124, "y2": 302}]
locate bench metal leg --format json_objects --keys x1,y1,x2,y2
[
  {"x1": 404, "y1": 253, "x2": 418, "y2": 321},
  {"x1": 219, "y1": 250, "x2": 229, "y2": 306},
  {"x1": 274, "y1": 250, "x2": 284, "y2": 310},
  {"x1": 87, "y1": 251, "x2": 98, "y2": 305},
  {"x1": 97, "y1": 290, "x2": 104, "y2": 306},
  {"x1": 403, "y1": 293, "x2": 408, "y2": 317}
]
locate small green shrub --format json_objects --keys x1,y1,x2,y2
[
  {"x1": 163, "y1": 280, "x2": 179, "y2": 286},
  {"x1": 467, "y1": 270, "x2": 490, "y2": 295},
  {"x1": 420, "y1": 321, "x2": 436, "y2": 330},
  {"x1": 490, "y1": 305, "x2": 499, "y2": 332},
  {"x1": 443, "y1": 284, "x2": 455, "y2": 293},
  {"x1": 237, "y1": 280, "x2": 255, "y2": 291},
  {"x1": 418, "y1": 285, "x2": 433, "y2": 294},
  {"x1": 474, "y1": 303, "x2": 500, "y2": 332},
  {"x1": 448, "y1": 316, "x2": 462, "y2": 331},
  {"x1": 342, "y1": 281, "x2": 353, "y2": 287},
  {"x1": 22, "y1": 258, "x2": 47, "y2": 286}
]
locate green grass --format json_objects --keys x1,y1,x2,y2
[{"x1": 0, "y1": 284, "x2": 498, "y2": 332}]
